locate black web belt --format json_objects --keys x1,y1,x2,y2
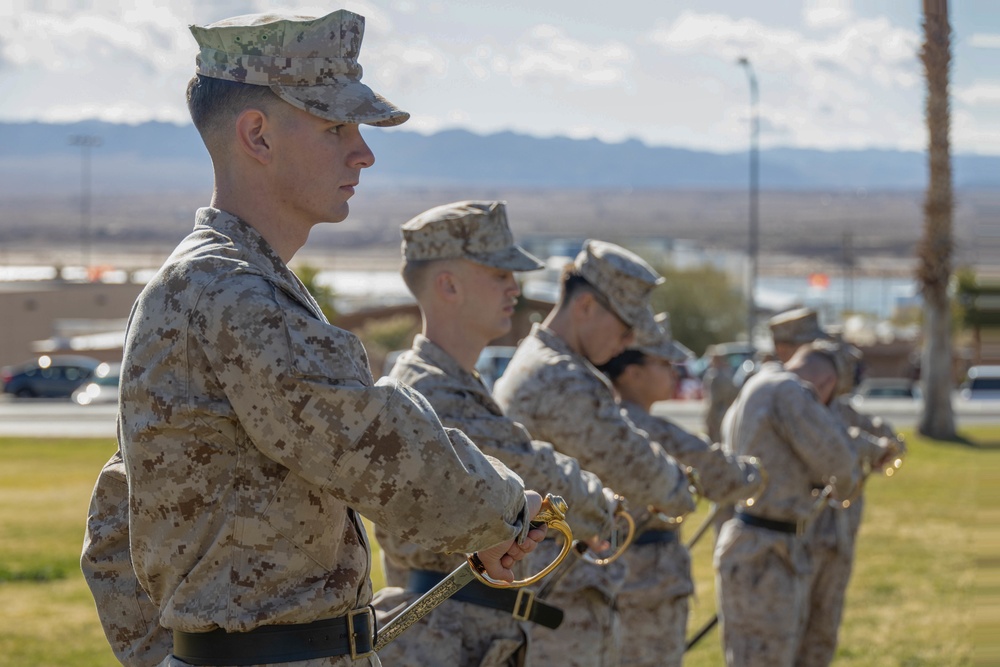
[
  {"x1": 171, "y1": 608, "x2": 375, "y2": 665},
  {"x1": 408, "y1": 569, "x2": 564, "y2": 629},
  {"x1": 633, "y1": 528, "x2": 679, "y2": 546},
  {"x1": 735, "y1": 511, "x2": 802, "y2": 535}
]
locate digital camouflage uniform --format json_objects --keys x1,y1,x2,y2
[
  {"x1": 494, "y1": 242, "x2": 696, "y2": 667},
  {"x1": 713, "y1": 362, "x2": 886, "y2": 667},
  {"x1": 82, "y1": 451, "x2": 173, "y2": 666},
  {"x1": 375, "y1": 335, "x2": 615, "y2": 666},
  {"x1": 606, "y1": 315, "x2": 763, "y2": 667},
  {"x1": 618, "y1": 400, "x2": 763, "y2": 667},
  {"x1": 371, "y1": 202, "x2": 615, "y2": 667},
  {"x1": 82, "y1": 12, "x2": 531, "y2": 667},
  {"x1": 111, "y1": 207, "x2": 531, "y2": 667},
  {"x1": 795, "y1": 357, "x2": 899, "y2": 667}
]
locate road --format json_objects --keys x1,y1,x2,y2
[{"x1": 0, "y1": 395, "x2": 997, "y2": 439}]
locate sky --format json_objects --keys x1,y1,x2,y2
[{"x1": 1, "y1": 0, "x2": 998, "y2": 154}]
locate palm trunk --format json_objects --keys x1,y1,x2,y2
[{"x1": 917, "y1": 0, "x2": 956, "y2": 439}]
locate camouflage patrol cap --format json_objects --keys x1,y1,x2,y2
[
  {"x1": 633, "y1": 313, "x2": 688, "y2": 362},
  {"x1": 573, "y1": 240, "x2": 664, "y2": 345},
  {"x1": 768, "y1": 307, "x2": 830, "y2": 344},
  {"x1": 401, "y1": 201, "x2": 544, "y2": 271},
  {"x1": 189, "y1": 10, "x2": 408, "y2": 127}
]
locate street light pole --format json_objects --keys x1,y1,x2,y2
[
  {"x1": 737, "y1": 57, "x2": 759, "y2": 345},
  {"x1": 69, "y1": 134, "x2": 102, "y2": 277}
]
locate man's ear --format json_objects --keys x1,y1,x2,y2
[
  {"x1": 234, "y1": 108, "x2": 273, "y2": 165},
  {"x1": 433, "y1": 269, "x2": 460, "y2": 302},
  {"x1": 573, "y1": 290, "x2": 597, "y2": 318}
]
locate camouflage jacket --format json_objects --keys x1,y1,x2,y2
[
  {"x1": 494, "y1": 325, "x2": 693, "y2": 515},
  {"x1": 377, "y1": 335, "x2": 613, "y2": 577},
  {"x1": 493, "y1": 325, "x2": 694, "y2": 597},
  {"x1": 116, "y1": 208, "x2": 527, "y2": 634},
  {"x1": 81, "y1": 451, "x2": 173, "y2": 666},
  {"x1": 619, "y1": 400, "x2": 763, "y2": 532},
  {"x1": 720, "y1": 364, "x2": 866, "y2": 524}
]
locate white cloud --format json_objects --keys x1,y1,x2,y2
[
  {"x1": 955, "y1": 82, "x2": 1000, "y2": 107},
  {"x1": 803, "y1": 0, "x2": 855, "y2": 30},
  {"x1": 969, "y1": 33, "x2": 1000, "y2": 49},
  {"x1": 642, "y1": 11, "x2": 922, "y2": 151},
  {"x1": 508, "y1": 24, "x2": 633, "y2": 89}
]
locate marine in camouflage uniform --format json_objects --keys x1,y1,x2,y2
[
  {"x1": 795, "y1": 341, "x2": 902, "y2": 667},
  {"x1": 714, "y1": 343, "x2": 896, "y2": 667},
  {"x1": 494, "y1": 241, "x2": 697, "y2": 667},
  {"x1": 82, "y1": 12, "x2": 546, "y2": 667},
  {"x1": 372, "y1": 201, "x2": 619, "y2": 667},
  {"x1": 597, "y1": 313, "x2": 764, "y2": 667}
]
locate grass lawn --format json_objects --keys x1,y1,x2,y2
[{"x1": 0, "y1": 426, "x2": 994, "y2": 666}]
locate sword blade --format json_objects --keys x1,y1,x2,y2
[{"x1": 374, "y1": 560, "x2": 477, "y2": 651}]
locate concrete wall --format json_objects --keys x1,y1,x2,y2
[{"x1": 0, "y1": 281, "x2": 143, "y2": 368}]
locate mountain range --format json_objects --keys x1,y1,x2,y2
[{"x1": 1, "y1": 119, "x2": 998, "y2": 197}]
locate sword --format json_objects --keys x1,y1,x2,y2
[
  {"x1": 374, "y1": 494, "x2": 573, "y2": 651},
  {"x1": 532, "y1": 497, "x2": 637, "y2": 602}
]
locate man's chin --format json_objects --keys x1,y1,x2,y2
[{"x1": 322, "y1": 204, "x2": 350, "y2": 224}]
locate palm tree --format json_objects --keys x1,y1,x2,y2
[{"x1": 916, "y1": 0, "x2": 957, "y2": 439}]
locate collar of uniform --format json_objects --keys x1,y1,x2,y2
[
  {"x1": 410, "y1": 335, "x2": 500, "y2": 409},
  {"x1": 411, "y1": 334, "x2": 469, "y2": 380},
  {"x1": 530, "y1": 323, "x2": 618, "y2": 394},
  {"x1": 194, "y1": 207, "x2": 327, "y2": 322}
]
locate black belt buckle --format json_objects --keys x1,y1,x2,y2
[
  {"x1": 348, "y1": 607, "x2": 374, "y2": 660},
  {"x1": 512, "y1": 588, "x2": 535, "y2": 622}
]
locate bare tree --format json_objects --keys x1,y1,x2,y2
[{"x1": 917, "y1": 0, "x2": 957, "y2": 439}]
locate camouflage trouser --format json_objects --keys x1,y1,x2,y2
[
  {"x1": 795, "y1": 501, "x2": 863, "y2": 667},
  {"x1": 526, "y1": 587, "x2": 620, "y2": 667},
  {"x1": 372, "y1": 587, "x2": 525, "y2": 667},
  {"x1": 716, "y1": 521, "x2": 809, "y2": 667},
  {"x1": 617, "y1": 541, "x2": 692, "y2": 667}
]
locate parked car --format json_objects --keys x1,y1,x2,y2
[
  {"x1": 693, "y1": 342, "x2": 756, "y2": 379},
  {"x1": 959, "y1": 365, "x2": 1000, "y2": 400},
  {"x1": 849, "y1": 378, "x2": 921, "y2": 407},
  {"x1": 1, "y1": 355, "x2": 101, "y2": 398},
  {"x1": 475, "y1": 346, "x2": 517, "y2": 391},
  {"x1": 72, "y1": 362, "x2": 122, "y2": 406}
]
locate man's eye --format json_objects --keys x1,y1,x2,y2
[{"x1": 329, "y1": 125, "x2": 344, "y2": 134}]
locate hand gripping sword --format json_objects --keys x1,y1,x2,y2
[
  {"x1": 374, "y1": 494, "x2": 574, "y2": 651},
  {"x1": 533, "y1": 495, "x2": 636, "y2": 601}
]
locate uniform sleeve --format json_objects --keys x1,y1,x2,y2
[
  {"x1": 515, "y1": 367, "x2": 694, "y2": 517},
  {"x1": 193, "y1": 275, "x2": 526, "y2": 555},
  {"x1": 772, "y1": 381, "x2": 862, "y2": 498},
  {"x1": 632, "y1": 410, "x2": 763, "y2": 505},
  {"x1": 835, "y1": 399, "x2": 898, "y2": 440},
  {"x1": 81, "y1": 451, "x2": 173, "y2": 667},
  {"x1": 422, "y1": 383, "x2": 613, "y2": 541}
]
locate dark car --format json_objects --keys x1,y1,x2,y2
[{"x1": 1, "y1": 355, "x2": 102, "y2": 399}]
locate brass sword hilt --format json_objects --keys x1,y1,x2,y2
[
  {"x1": 580, "y1": 495, "x2": 636, "y2": 566},
  {"x1": 468, "y1": 494, "x2": 574, "y2": 588}
]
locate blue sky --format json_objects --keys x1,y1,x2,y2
[{"x1": 1, "y1": 0, "x2": 997, "y2": 154}]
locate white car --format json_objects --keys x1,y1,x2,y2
[
  {"x1": 959, "y1": 365, "x2": 1000, "y2": 400},
  {"x1": 72, "y1": 362, "x2": 121, "y2": 406}
]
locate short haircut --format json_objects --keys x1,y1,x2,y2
[
  {"x1": 597, "y1": 349, "x2": 647, "y2": 382},
  {"x1": 558, "y1": 264, "x2": 600, "y2": 306},
  {"x1": 400, "y1": 258, "x2": 441, "y2": 298},
  {"x1": 186, "y1": 75, "x2": 283, "y2": 149}
]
